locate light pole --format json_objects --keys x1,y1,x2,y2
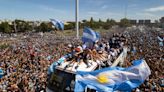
[{"x1": 75, "y1": 0, "x2": 79, "y2": 38}]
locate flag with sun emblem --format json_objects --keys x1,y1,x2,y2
[{"x1": 74, "y1": 59, "x2": 151, "y2": 92}]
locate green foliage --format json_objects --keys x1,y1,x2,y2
[
  {"x1": 14, "y1": 19, "x2": 33, "y2": 32},
  {"x1": 0, "y1": 18, "x2": 120, "y2": 33},
  {"x1": 64, "y1": 22, "x2": 75, "y2": 30},
  {"x1": 80, "y1": 18, "x2": 118, "y2": 30},
  {"x1": 108, "y1": 19, "x2": 116, "y2": 26},
  {"x1": 38, "y1": 22, "x2": 48, "y2": 32},
  {"x1": 119, "y1": 18, "x2": 131, "y2": 27},
  {"x1": 81, "y1": 20, "x2": 90, "y2": 28},
  {"x1": 103, "y1": 23, "x2": 111, "y2": 30},
  {"x1": 36, "y1": 22, "x2": 52, "y2": 32},
  {"x1": 88, "y1": 17, "x2": 101, "y2": 29},
  {"x1": 0, "y1": 22, "x2": 12, "y2": 33},
  {"x1": 90, "y1": 17, "x2": 94, "y2": 28},
  {"x1": 103, "y1": 19, "x2": 117, "y2": 30}
]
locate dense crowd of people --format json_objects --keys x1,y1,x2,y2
[
  {"x1": 0, "y1": 33, "x2": 79, "y2": 92},
  {"x1": 0, "y1": 26, "x2": 163, "y2": 92},
  {"x1": 125, "y1": 27, "x2": 164, "y2": 92},
  {"x1": 62, "y1": 33, "x2": 127, "y2": 68}
]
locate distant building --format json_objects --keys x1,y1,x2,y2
[
  {"x1": 138, "y1": 20, "x2": 144, "y2": 25},
  {"x1": 144, "y1": 20, "x2": 151, "y2": 24},
  {"x1": 129, "y1": 20, "x2": 137, "y2": 25}
]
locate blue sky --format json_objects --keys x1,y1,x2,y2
[{"x1": 0, "y1": 0, "x2": 164, "y2": 21}]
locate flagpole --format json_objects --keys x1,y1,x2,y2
[{"x1": 76, "y1": 0, "x2": 79, "y2": 38}]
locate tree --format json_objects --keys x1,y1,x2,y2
[
  {"x1": 98, "y1": 19, "x2": 102, "y2": 23},
  {"x1": 154, "y1": 20, "x2": 160, "y2": 28},
  {"x1": 64, "y1": 22, "x2": 75, "y2": 30},
  {"x1": 93, "y1": 18, "x2": 103, "y2": 29},
  {"x1": 106, "y1": 18, "x2": 110, "y2": 23},
  {"x1": 81, "y1": 20, "x2": 90, "y2": 28},
  {"x1": 160, "y1": 17, "x2": 164, "y2": 23},
  {"x1": 13, "y1": 19, "x2": 33, "y2": 32},
  {"x1": 36, "y1": 22, "x2": 52, "y2": 32},
  {"x1": 39, "y1": 22, "x2": 48, "y2": 32},
  {"x1": 0, "y1": 22, "x2": 12, "y2": 33},
  {"x1": 89, "y1": 17, "x2": 100, "y2": 29},
  {"x1": 82, "y1": 19, "x2": 87, "y2": 23},
  {"x1": 119, "y1": 18, "x2": 131, "y2": 27},
  {"x1": 90, "y1": 17, "x2": 94, "y2": 28},
  {"x1": 159, "y1": 17, "x2": 164, "y2": 28},
  {"x1": 109, "y1": 19, "x2": 116, "y2": 26}
]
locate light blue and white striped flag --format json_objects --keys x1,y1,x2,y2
[
  {"x1": 157, "y1": 36, "x2": 164, "y2": 47},
  {"x1": 74, "y1": 59, "x2": 151, "y2": 92},
  {"x1": 48, "y1": 56, "x2": 66, "y2": 75},
  {"x1": 50, "y1": 19, "x2": 64, "y2": 30},
  {"x1": 157, "y1": 36, "x2": 163, "y2": 42},
  {"x1": 82, "y1": 27, "x2": 100, "y2": 43}
]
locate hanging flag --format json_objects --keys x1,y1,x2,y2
[
  {"x1": 0, "y1": 69, "x2": 4, "y2": 78},
  {"x1": 74, "y1": 59, "x2": 151, "y2": 92},
  {"x1": 48, "y1": 56, "x2": 66, "y2": 75},
  {"x1": 50, "y1": 19, "x2": 64, "y2": 30},
  {"x1": 82, "y1": 27, "x2": 100, "y2": 43}
]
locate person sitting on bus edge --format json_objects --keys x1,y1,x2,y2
[{"x1": 64, "y1": 44, "x2": 75, "y2": 61}]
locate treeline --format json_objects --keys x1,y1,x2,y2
[
  {"x1": 0, "y1": 19, "x2": 54, "y2": 33},
  {"x1": 1, "y1": 17, "x2": 164, "y2": 33},
  {"x1": 0, "y1": 18, "x2": 132, "y2": 33},
  {"x1": 65, "y1": 17, "x2": 131, "y2": 30},
  {"x1": 83, "y1": 17, "x2": 131, "y2": 29}
]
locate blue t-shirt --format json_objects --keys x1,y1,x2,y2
[{"x1": 0, "y1": 69, "x2": 4, "y2": 78}]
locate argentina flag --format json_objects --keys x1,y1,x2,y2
[
  {"x1": 157, "y1": 36, "x2": 164, "y2": 47},
  {"x1": 74, "y1": 59, "x2": 151, "y2": 92},
  {"x1": 48, "y1": 56, "x2": 66, "y2": 75},
  {"x1": 82, "y1": 27, "x2": 100, "y2": 43},
  {"x1": 50, "y1": 19, "x2": 64, "y2": 30},
  {"x1": 157, "y1": 36, "x2": 163, "y2": 42}
]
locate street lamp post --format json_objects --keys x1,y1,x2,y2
[{"x1": 76, "y1": 0, "x2": 79, "y2": 38}]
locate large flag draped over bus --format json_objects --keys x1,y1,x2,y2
[
  {"x1": 74, "y1": 59, "x2": 151, "y2": 92},
  {"x1": 50, "y1": 19, "x2": 64, "y2": 30},
  {"x1": 0, "y1": 69, "x2": 4, "y2": 78},
  {"x1": 82, "y1": 27, "x2": 100, "y2": 43}
]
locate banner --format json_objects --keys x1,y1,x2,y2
[
  {"x1": 50, "y1": 19, "x2": 64, "y2": 30},
  {"x1": 82, "y1": 27, "x2": 100, "y2": 43},
  {"x1": 74, "y1": 59, "x2": 151, "y2": 92}
]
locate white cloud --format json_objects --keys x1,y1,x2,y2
[{"x1": 145, "y1": 6, "x2": 164, "y2": 12}]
